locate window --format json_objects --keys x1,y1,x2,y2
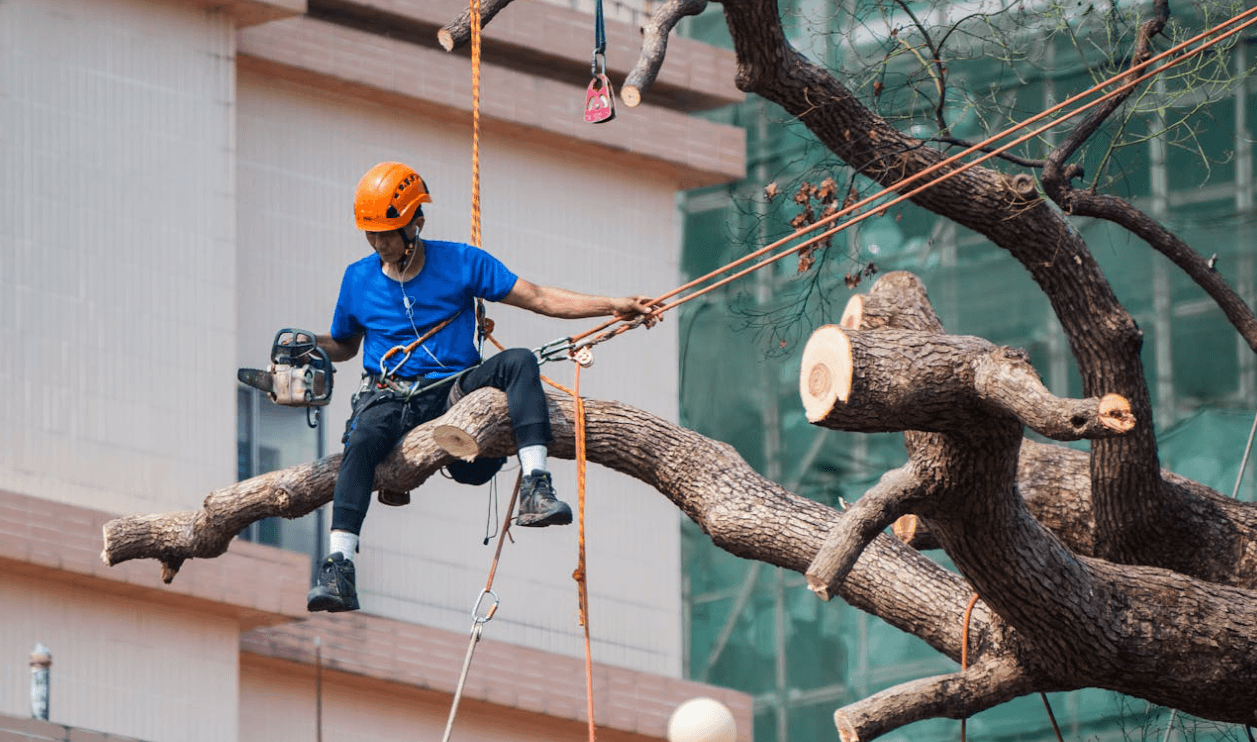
[{"x1": 236, "y1": 387, "x2": 327, "y2": 560}]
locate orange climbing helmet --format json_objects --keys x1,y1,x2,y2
[{"x1": 353, "y1": 162, "x2": 432, "y2": 232}]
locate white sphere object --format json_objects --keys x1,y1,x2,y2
[{"x1": 667, "y1": 697, "x2": 737, "y2": 742}]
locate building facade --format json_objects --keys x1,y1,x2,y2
[{"x1": 0, "y1": 0, "x2": 750, "y2": 738}]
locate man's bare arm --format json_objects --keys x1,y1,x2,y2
[
  {"x1": 501, "y1": 278, "x2": 660, "y2": 321},
  {"x1": 317, "y1": 332, "x2": 362, "y2": 362}
]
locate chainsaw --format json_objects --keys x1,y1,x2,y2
[{"x1": 238, "y1": 328, "x2": 335, "y2": 427}]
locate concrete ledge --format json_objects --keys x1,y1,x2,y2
[
  {"x1": 242, "y1": 612, "x2": 753, "y2": 740},
  {"x1": 237, "y1": 16, "x2": 745, "y2": 190},
  {"x1": 0, "y1": 489, "x2": 310, "y2": 631},
  {"x1": 302, "y1": 0, "x2": 743, "y2": 112},
  {"x1": 187, "y1": 0, "x2": 306, "y2": 28},
  {"x1": 0, "y1": 713, "x2": 145, "y2": 742}
]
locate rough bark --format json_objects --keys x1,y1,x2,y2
[{"x1": 104, "y1": 385, "x2": 1257, "y2": 734}]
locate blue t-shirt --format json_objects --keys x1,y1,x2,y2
[{"x1": 330, "y1": 240, "x2": 518, "y2": 379}]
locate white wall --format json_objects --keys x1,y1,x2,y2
[
  {"x1": 0, "y1": 0, "x2": 238, "y2": 515},
  {"x1": 0, "y1": 572, "x2": 240, "y2": 742},
  {"x1": 236, "y1": 72, "x2": 685, "y2": 676}
]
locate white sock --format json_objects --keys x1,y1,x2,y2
[
  {"x1": 518, "y1": 445, "x2": 547, "y2": 475},
  {"x1": 329, "y1": 530, "x2": 359, "y2": 561}
]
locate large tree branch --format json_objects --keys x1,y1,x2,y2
[
  {"x1": 622, "y1": 0, "x2": 709, "y2": 107},
  {"x1": 1055, "y1": 190, "x2": 1257, "y2": 353},
  {"x1": 102, "y1": 384, "x2": 1257, "y2": 733},
  {"x1": 850, "y1": 272, "x2": 1257, "y2": 590},
  {"x1": 436, "y1": 0, "x2": 512, "y2": 52},
  {"x1": 798, "y1": 325, "x2": 1133, "y2": 440},
  {"x1": 835, "y1": 656, "x2": 1037, "y2": 742}
]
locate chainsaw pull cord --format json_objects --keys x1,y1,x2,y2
[{"x1": 442, "y1": 470, "x2": 522, "y2": 742}]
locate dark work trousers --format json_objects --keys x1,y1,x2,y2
[{"x1": 330, "y1": 347, "x2": 552, "y2": 535}]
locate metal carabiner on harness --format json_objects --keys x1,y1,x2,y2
[{"x1": 535, "y1": 336, "x2": 575, "y2": 365}]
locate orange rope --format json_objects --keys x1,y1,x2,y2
[
  {"x1": 483, "y1": 329, "x2": 577, "y2": 396},
  {"x1": 960, "y1": 592, "x2": 979, "y2": 742},
  {"x1": 571, "y1": 363, "x2": 596, "y2": 742},
  {"x1": 564, "y1": 6, "x2": 1257, "y2": 351},
  {"x1": 466, "y1": 4, "x2": 593, "y2": 737},
  {"x1": 469, "y1": 0, "x2": 483, "y2": 249}
]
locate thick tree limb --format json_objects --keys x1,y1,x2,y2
[
  {"x1": 853, "y1": 272, "x2": 1257, "y2": 592},
  {"x1": 103, "y1": 389, "x2": 991, "y2": 668},
  {"x1": 621, "y1": 0, "x2": 709, "y2": 107},
  {"x1": 835, "y1": 656, "x2": 1037, "y2": 742},
  {"x1": 799, "y1": 325, "x2": 1133, "y2": 439},
  {"x1": 1055, "y1": 188, "x2": 1257, "y2": 353},
  {"x1": 806, "y1": 465, "x2": 927, "y2": 600},
  {"x1": 103, "y1": 383, "x2": 1257, "y2": 730},
  {"x1": 437, "y1": 0, "x2": 512, "y2": 52}
]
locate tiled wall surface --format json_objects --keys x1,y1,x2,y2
[
  {"x1": 0, "y1": 0, "x2": 748, "y2": 737},
  {"x1": 0, "y1": 572, "x2": 240, "y2": 742},
  {"x1": 0, "y1": 0, "x2": 238, "y2": 516}
]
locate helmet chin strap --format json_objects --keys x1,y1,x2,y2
[{"x1": 395, "y1": 226, "x2": 416, "y2": 269}]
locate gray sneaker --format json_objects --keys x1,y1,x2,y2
[
  {"x1": 516, "y1": 471, "x2": 573, "y2": 527},
  {"x1": 306, "y1": 552, "x2": 360, "y2": 612}
]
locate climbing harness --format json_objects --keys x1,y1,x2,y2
[
  {"x1": 583, "y1": 0, "x2": 615, "y2": 124},
  {"x1": 377, "y1": 312, "x2": 462, "y2": 382}
]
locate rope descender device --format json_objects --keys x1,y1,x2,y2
[
  {"x1": 571, "y1": 345, "x2": 594, "y2": 368},
  {"x1": 583, "y1": 0, "x2": 615, "y2": 124}
]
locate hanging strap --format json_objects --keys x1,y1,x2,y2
[{"x1": 592, "y1": 0, "x2": 605, "y2": 60}]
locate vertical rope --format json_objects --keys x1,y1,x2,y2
[
  {"x1": 468, "y1": 0, "x2": 491, "y2": 348},
  {"x1": 469, "y1": 0, "x2": 483, "y2": 250},
  {"x1": 959, "y1": 592, "x2": 979, "y2": 742},
  {"x1": 572, "y1": 363, "x2": 597, "y2": 742}
]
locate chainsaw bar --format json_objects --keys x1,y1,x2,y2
[{"x1": 237, "y1": 368, "x2": 274, "y2": 394}]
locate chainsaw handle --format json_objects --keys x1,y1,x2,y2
[{"x1": 271, "y1": 328, "x2": 320, "y2": 366}]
